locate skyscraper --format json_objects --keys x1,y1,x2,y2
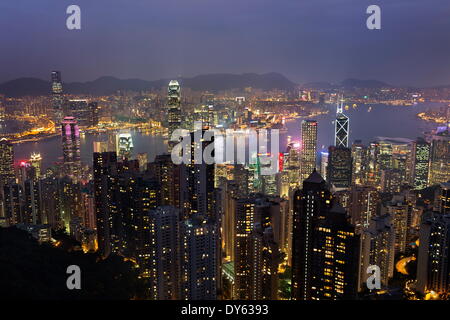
[
  {"x1": 180, "y1": 130, "x2": 216, "y2": 220},
  {"x1": 147, "y1": 206, "x2": 180, "y2": 300},
  {"x1": 0, "y1": 139, "x2": 15, "y2": 186},
  {"x1": 94, "y1": 151, "x2": 119, "y2": 257},
  {"x1": 233, "y1": 196, "x2": 282, "y2": 300},
  {"x1": 327, "y1": 146, "x2": 352, "y2": 189},
  {"x1": 428, "y1": 128, "x2": 450, "y2": 186},
  {"x1": 291, "y1": 170, "x2": 359, "y2": 300},
  {"x1": 351, "y1": 140, "x2": 367, "y2": 186},
  {"x1": 411, "y1": 138, "x2": 431, "y2": 190},
  {"x1": 300, "y1": 120, "x2": 318, "y2": 184},
  {"x1": 291, "y1": 170, "x2": 332, "y2": 300},
  {"x1": 29, "y1": 152, "x2": 42, "y2": 179},
  {"x1": 51, "y1": 71, "x2": 64, "y2": 122},
  {"x1": 168, "y1": 80, "x2": 181, "y2": 150},
  {"x1": 180, "y1": 215, "x2": 218, "y2": 300},
  {"x1": 116, "y1": 132, "x2": 134, "y2": 160},
  {"x1": 359, "y1": 214, "x2": 395, "y2": 291},
  {"x1": 417, "y1": 210, "x2": 450, "y2": 296},
  {"x1": 61, "y1": 117, "x2": 81, "y2": 181},
  {"x1": 335, "y1": 97, "x2": 349, "y2": 148}
]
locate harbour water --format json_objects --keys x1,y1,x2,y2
[{"x1": 12, "y1": 103, "x2": 444, "y2": 170}]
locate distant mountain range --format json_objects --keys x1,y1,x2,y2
[
  {"x1": 0, "y1": 73, "x2": 297, "y2": 97},
  {"x1": 303, "y1": 78, "x2": 392, "y2": 89},
  {"x1": 0, "y1": 72, "x2": 400, "y2": 97}
]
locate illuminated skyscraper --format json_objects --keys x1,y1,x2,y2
[
  {"x1": 348, "y1": 186, "x2": 380, "y2": 230},
  {"x1": 51, "y1": 71, "x2": 64, "y2": 122},
  {"x1": 148, "y1": 154, "x2": 181, "y2": 208},
  {"x1": 180, "y1": 215, "x2": 218, "y2": 300},
  {"x1": 335, "y1": 96, "x2": 349, "y2": 148},
  {"x1": 29, "y1": 152, "x2": 42, "y2": 178},
  {"x1": 147, "y1": 206, "x2": 180, "y2": 300},
  {"x1": 180, "y1": 130, "x2": 216, "y2": 220},
  {"x1": 320, "y1": 151, "x2": 329, "y2": 181},
  {"x1": 0, "y1": 139, "x2": 15, "y2": 185},
  {"x1": 327, "y1": 146, "x2": 352, "y2": 189},
  {"x1": 167, "y1": 80, "x2": 181, "y2": 150},
  {"x1": 291, "y1": 170, "x2": 359, "y2": 300},
  {"x1": 233, "y1": 196, "x2": 282, "y2": 300},
  {"x1": 351, "y1": 141, "x2": 367, "y2": 186},
  {"x1": 428, "y1": 128, "x2": 450, "y2": 186},
  {"x1": 384, "y1": 199, "x2": 409, "y2": 255},
  {"x1": 116, "y1": 132, "x2": 134, "y2": 160},
  {"x1": 291, "y1": 170, "x2": 332, "y2": 300},
  {"x1": 94, "y1": 151, "x2": 119, "y2": 258},
  {"x1": 417, "y1": 210, "x2": 450, "y2": 296},
  {"x1": 410, "y1": 138, "x2": 430, "y2": 189},
  {"x1": 300, "y1": 120, "x2": 318, "y2": 184},
  {"x1": 61, "y1": 117, "x2": 81, "y2": 181},
  {"x1": 359, "y1": 214, "x2": 395, "y2": 291}
]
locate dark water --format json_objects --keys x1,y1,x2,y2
[
  {"x1": 286, "y1": 102, "x2": 441, "y2": 154},
  {"x1": 13, "y1": 103, "x2": 443, "y2": 170}
]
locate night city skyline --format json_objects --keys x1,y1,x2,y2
[{"x1": 0, "y1": 0, "x2": 450, "y2": 309}]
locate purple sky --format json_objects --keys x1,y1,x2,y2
[{"x1": 1, "y1": 0, "x2": 450, "y2": 86}]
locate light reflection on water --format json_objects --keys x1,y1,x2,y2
[{"x1": 13, "y1": 103, "x2": 441, "y2": 170}]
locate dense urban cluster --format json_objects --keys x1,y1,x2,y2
[{"x1": 0, "y1": 71, "x2": 449, "y2": 300}]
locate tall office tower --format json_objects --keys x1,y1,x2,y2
[
  {"x1": 320, "y1": 151, "x2": 329, "y2": 181},
  {"x1": 348, "y1": 186, "x2": 380, "y2": 231},
  {"x1": 116, "y1": 132, "x2": 134, "y2": 160},
  {"x1": 29, "y1": 152, "x2": 42, "y2": 178},
  {"x1": 180, "y1": 215, "x2": 218, "y2": 300},
  {"x1": 351, "y1": 141, "x2": 367, "y2": 185},
  {"x1": 180, "y1": 130, "x2": 216, "y2": 220},
  {"x1": 0, "y1": 139, "x2": 15, "y2": 185},
  {"x1": 94, "y1": 151, "x2": 119, "y2": 258},
  {"x1": 61, "y1": 117, "x2": 81, "y2": 181},
  {"x1": 428, "y1": 127, "x2": 450, "y2": 186},
  {"x1": 2, "y1": 183, "x2": 22, "y2": 225},
  {"x1": 299, "y1": 120, "x2": 318, "y2": 184},
  {"x1": 146, "y1": 206, "x2": 180, "y2": 300},
  {"x1": 359, "y1": 215, "x2": 395, "y2": 291},
  {"x1": 327, "y1": 146, "x2": 352, "y2": 189},
  {"x1": 410, "y1": 138, "x2": 430, "y2": 189},
  {"x1": 248, "y1": 225, "x2": 281, "y2": 300},
  {"x1": 51, "y1": 71, "x2": 64, "y2": 122},
  {"x1": 148, "y1": 154, "x2": 181, "y2": 207},
  {"x1": 335, "y1": 97, "x2": 349, "y2": 147},
  {"x1": 291, "y1": 170, "x2": 332, "y2": 300},
  {"x1": 384, "y1": 199, "x2": 409, "y2": 255},
  {"x1": 417, "y1": 211, "x2": 450, "y2": 296},
  {"x1": 167, "y1": 80, "x2": 181, "y2": 150}
]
